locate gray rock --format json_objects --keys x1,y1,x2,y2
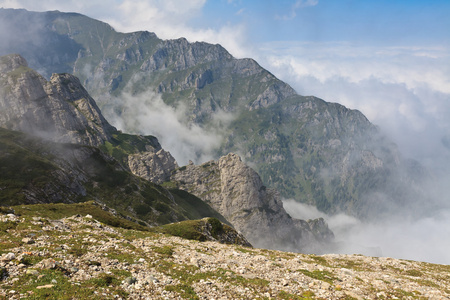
[
  {"x1": 0, "y1": 55, "x2": 116, "y2": 148},
  {"x1": 22, "y1": 237, "x2": 35, "y2": 244},
  {"x1": 171, "y1": 153, "x2": 333, "y2": 252},
  {"x1": 1, "y1": 253, "x2": 15, "y2": 262},
  {"x1": 128, "y1": 149, "x2": 178, "y2": 184},
  {"x1": 38, "y1": 258, "x2": 58, "y2": 269},
  {"x1": 124, "y1": 276, "x2": 137, "y2": 285},
  {"x1": 26, "y1": 269, "x2": 39, "y2": 276}
]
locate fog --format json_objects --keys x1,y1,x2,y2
[
  {"x1": 260, "y1": 43, "x2": 450, "y2": 265},
  {"x1": 257, "y1": 42, "x2": 450, "y2": 172},
  {"x1": 102, "y1": 84, "x2": 235, "y2": 166},
  {"x1": 283, "y1": 199, "x2": 450, "y2": 265}
]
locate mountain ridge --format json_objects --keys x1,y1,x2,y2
[{"x1": 0, "y1": 8, "x2": 427, "y2": 218}]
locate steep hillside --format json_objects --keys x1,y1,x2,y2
[
  {"x1": 0, "y1": 8, "x2": 428, "y2": 218},
  {"x1": 0, "y1": 54, "x2": 227, "y2": 227},
  {"x1": 0, "y1": 126, "x2": 226, "y2": 226}
]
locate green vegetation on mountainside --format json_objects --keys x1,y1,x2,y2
[
  {"x1": 99, "y1": 131, "x2": 160, "y2": 165},
  {"x1": 0, "y1": 127, "x2": 226, "y2": 227}
]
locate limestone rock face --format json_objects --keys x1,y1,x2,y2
[
  {"x1": 128, "y1": 148, "x2": 178, "y2": 184},
  {"x1": 0, "y1": 54, "x2": 182, "y2": 191},
  {"x1": 170, "y1": 153, "x2": 334, "y2": 253},
  {"x1": 0, "y1": 54, "x2": 115, "y2": 147}
]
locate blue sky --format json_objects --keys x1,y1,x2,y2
[
  {"x1": 2, "y1": 0, "x2": 449, "y2": 48},
  {"x1": 197, "y1": 0, "x2": 450, "y2": 46}
]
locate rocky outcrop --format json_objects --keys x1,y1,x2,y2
[
  {"x1": 159, "y1": 217, "x2": 252, "y2": 247},
  {"x1": 0, "y1": 54, "x2": 180, "y2": 186},
  {"x1": 0, "y1": 54, "x2": 115, "y2": 147},
  {"x1": 170, "y1": 153, "x2": 334, "y2": 253},
  {"x1": 128, "y1": 149, "x2": 179, "y2": 184}
]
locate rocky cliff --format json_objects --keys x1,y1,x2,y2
[
  {"x1": 0, "y1": 54, "x2": 177, "y2": 184},
  {"x1": 0, "y1": 54, "x2": 114, "y2": 147},
  {"x1": 168, "y1": 153, "x2": 333, "y2": 252}
]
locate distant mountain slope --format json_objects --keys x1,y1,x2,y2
[{"x1": 0, "y1": 8, "x2": 428, "y2": 218}]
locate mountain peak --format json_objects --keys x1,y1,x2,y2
[
  {"x1": 0, "y1": 55, "x2": 115, "y2": 147},
  {"x1": 0, "y1": 54, "x2": 28, "y2": 73}
]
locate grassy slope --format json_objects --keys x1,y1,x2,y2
[{"x1": 0, "y1": 127, "x2": 226, "y2": 227}]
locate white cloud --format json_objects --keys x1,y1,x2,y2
[
  {"x1": 283, "y1": 199, "x2": 450, "y2": 264},
  {"x1": 276, "y1": 0, "x2": 318, "y2": 20},
  {"x1": 256, "y1": 42, "x2": 450, "y2": 170},
  {"x1": 103, "y1": 85, "x2": 235, "y2": 166}
]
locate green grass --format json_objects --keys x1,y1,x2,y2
[
  {"x1": 0, "y1": 127, "x2": 223, "y2": 228},
  {"x1": 5, "y1": 268, "x2": 129, "y2": 299},
  {"x1": 10, "y1": 201, "x2": 148, "y2": 231},
  {"x1": 99, "y1": 131, "x2": 160, "y2": 164},
  {"x1": 165, "y1": 284, "x2": 199, "y2": 300},
  {"x1": 152, "y1": 245, "x2": 174, "y2": 257},
  {"x1": 298, "y1": 269, "x2": 338, "y2": 284},
  {"x1": 153, "y1": 217, "x2": 230, "y2": 242},
  {"x1": 304, "y1": 255, "x2": 331, "y2": 267},
  {"x1": 278, "y1": 290, "x2": 315, "y2": 300},
  {"x1": 155, "y1": 220, "x2": 208, "y2": 241}
]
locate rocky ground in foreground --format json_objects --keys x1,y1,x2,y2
[{"x1": 1, "y1": 210, "x2": 449, "y2": 299}]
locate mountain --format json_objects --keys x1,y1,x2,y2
[
  {"x1": 0, "y1": 8, "x2": 428, "y2": 219},
  {"x1": 0, "y1": 53, "x2": 332, "y2": 251}
]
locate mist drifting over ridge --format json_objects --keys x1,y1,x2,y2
[
  {"x1": 0, "y1": 2, "x2": 449, "y2": 265},
  {"x1": 283, "y1": 199, "x2": 450, "y2": 265},
  {"x1": 102, "y1": 83, "x2": 236, "y2": 166},
  {"x1": 264, "y1": 42, "x2": 450, "y2": 264}
]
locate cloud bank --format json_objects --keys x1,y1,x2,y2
[
  {"x1": 257, "y1": 42, "x2": 450, "y2": 171},
  {"x1": 283, "y1": 199, "x2": 450, "y2": 265},
  {"x1": 103, "y1": 87, "x2": 235, "y2": 166}
]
